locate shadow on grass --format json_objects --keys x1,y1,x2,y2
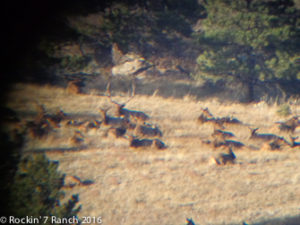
[
  {"x1": 85, "y1": 76, "x2": 243, "y2": 102},
  {"x1": 84, "y1": 75, "x2": 300, "y2": 103},
  {"x1": 250, "y1": 215, "x2": 300, "y2": 225}
]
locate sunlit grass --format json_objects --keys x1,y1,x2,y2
[{"x1": 5, "y1": 83, "x2": 300, "y2": 225}]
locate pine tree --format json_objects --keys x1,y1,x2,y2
[
  {"x1": 193, "y1": 0, "x2": 300, "y2": 102},
  {"x1": 8, "y1": 154, "x2": 81, "y2": 225}
]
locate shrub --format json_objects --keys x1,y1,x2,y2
[{"x1": 276, "y1": 104, "x2": 292, "y2": 117}]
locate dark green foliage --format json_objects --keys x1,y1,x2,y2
[
  {"x1": 276, "y1": 104, "x2": 292, "y2": 117},
  {"x1": 70, "y1": 0, "x2": 204, "y2": 54},
  {"x1": 0, "y1": 131, "x2": 23, "y2": 216},
  {"x1": 8, "y1": 154, "x2": 81, "y2": 224},
  {"x1": 193, "y1": 0, "x2": 300, "y2": 101},
  {"x1": 60, "y1": 55, "x2": 90, "y2": 72}
]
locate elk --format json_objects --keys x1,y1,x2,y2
[
  {"x1": 26, "y1": 120, "x2": 53, "y2": 139},
  {"x1": 217, "y1": 116, "x2": 242, "y2": 126},
  {"x1": 64, "y1": 175, "x2": 94, "y2": 188},
  {"x1": 201, "y1": 107, "x2": 214, "y2": 119},
  {"x1": 127, "y1": 136, "x2": 166, "y2": 150},
  {"x1": 206, "y1": 138, "x2": 244, "y2": 150},
  {"x1": 186, "y1": 218, "x2": 195, "y2": 225},
  {"x1": 206, "y1": 118, "x2": 225, "y2": 129},
  {"x1": 99, "y1": 108, "x2": 127, "y2": 128},
  {"x1": 35, "y1": 104, "x2": 67, "y2": 128},
  {"x1": 86, "y1": 120, "x2": 102, "y2": 130},
  {"x1": 223, "y1": 140, "x2": 244, "y2": 149},
  {"x1": 48, "y1": 109, "x2": 67, "y2": 128},
  {"x1": 198, "y1": 107, "x2": 214, "y2": 124},
  {"x1": 25, "y1": 104, "x2": 61, "y2": 138},
  {"x1": 288, "y1": 136, "x2": 300, "y2": 148},
  {"x1": 108, "y1": 95, "x2": 149, "y2": 122},
  {"x1": 152, "y1": 139, "x2": 167, "y2": 149},
  {"x1": 134, "y1": 120, "x2": 163, "y2": 138},
  {"x1": 249, "y1": 128, "x2": 283, "y2": 141},
  {"x1": 213, "y1": 148, "x2": 236, "y2": 165},
  {"x1": 108, "y1": 127, "x2": 127, "y2": 138},
  {"x1": 71, "y1": 130, "x2": 85, "y2": 146},
  {"x1": 66, "y1": 119, "x2": 86, "y2": 127},
  {"x1": 212, "y1": 129, "x2": 234, "y2": 140},
  {"x1": 198, "y1": 108, "x2": 242, "y2": 129},
  {"x1": 66, "y1": 79, "x2": 82, "y2": 94},
  {"x1": 276, "y1": 116, "x2": 300, "y2": 133},
  {"x1": 260, "y1": 138, "x2": 288, "y2": 151}
]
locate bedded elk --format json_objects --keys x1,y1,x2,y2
[
  {"x1": 134, "y1": 119, "x2": 163, "y2": 138},
  {"x1": 216, "y1": 116, "x2": 242, "y2": 127},
  {"x1": 204, "y1": 138, "x2": 244, "y2": 150},
  {"x1": 86, "y1": 120, "x2": 102, "y2": 130},
  {"x1": 66, "y1": 79, "x2": 84, "y2": 94},
  {"x1": 260, "y1": 138, "x2": 289, "y2": 151},
  {"x1": 108, "y1": 96, "x2": 149, "y2": 122},
  {"x1": 211, "y1": 148, "x2": 236, "y2": 165},
  {"x1": 288, "y1": 136, "x2": 300, "y2": 147},
  {"x1": 99, "y1": 108, "x2": 134, "y2": 137},
  {"x1": 186, "y1": 218, "x2": 195, "y2": 225},
  {"x1": 198, "y1": 107, "x2": 214, "y2": 124},
  {"x1": 212, "y1": 129, "x2": 234, "y2": 140},
  {"x1": 26, "y1": 120, "x2": 53, "y2": 139},
  {"x1": 198, "y1": 108, "x2": 242, "y2": 129},
  {"x1": 249, "y1": 128, "x2": 283, "y2": 141},
  {"x1": 64, "y1": 175, "x2": 94, "y2": 188},
  {"x1": 105, "y1": 78, "x2": 150, "y2": 122},
  {"x1": 36, "y1": 104, "x2": 67, "y2": 128},
  {"x1": 99, "y1": 108, "x2": 128, "y2": 128},
  {"x1": 26, "y1": 104, "x2": 67, "y2": 138},
  {"x1": 108, "y1": 127, "x2": 127, "y2": 138},
  {"x1": 71, "y1": 130, "x2": 85, "y2": 146},
  {"x1": 127, "y1": 135, "x2": 166, "y2": 150}
]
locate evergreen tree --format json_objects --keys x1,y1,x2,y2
[
  {"x1": 193, "y1": 0, "x2": 300, "y2": 102},
  {"x1": 8, "y1": 154, "x2": 81, "y2": 225}
]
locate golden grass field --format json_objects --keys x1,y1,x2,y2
[{"x1": 4, "y1": 83, "x2": 300, "y2": 225}]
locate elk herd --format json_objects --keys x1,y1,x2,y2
[
  {"x1": 198, "y1": 107, "x2": 300, "y2": 165},
  {"x1": 12, "y1": 94, "x2": 300, "y2": 166},
  {"x1": 22, "y1": 94, "x2": 166, "y2": 151}
]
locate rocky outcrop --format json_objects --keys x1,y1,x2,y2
[{"x1": 111, "y1": 44, "x2": 151, "y2": 77}]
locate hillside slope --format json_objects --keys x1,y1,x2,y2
[{"x1": 5, "y1": 83, "x2": 300, "y2": 225}]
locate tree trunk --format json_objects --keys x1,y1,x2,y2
[{"x1": 244, "y1": 80, "x2": 255, "y2": 103}]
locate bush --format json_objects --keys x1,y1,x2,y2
[
  {"x1": 8, "y1": 154, "x2": 81, "y2": 224},
  {"x1": 276, "y1": 104, "x2": 292, "y2": 117}
]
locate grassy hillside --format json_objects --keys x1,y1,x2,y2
[{"x1": 4, "y1": 83, "x2": 300, "y2": 225}]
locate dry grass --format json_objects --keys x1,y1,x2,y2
[{"x1": 4, "y1": 83, "x2": 300, "y2": 225}]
